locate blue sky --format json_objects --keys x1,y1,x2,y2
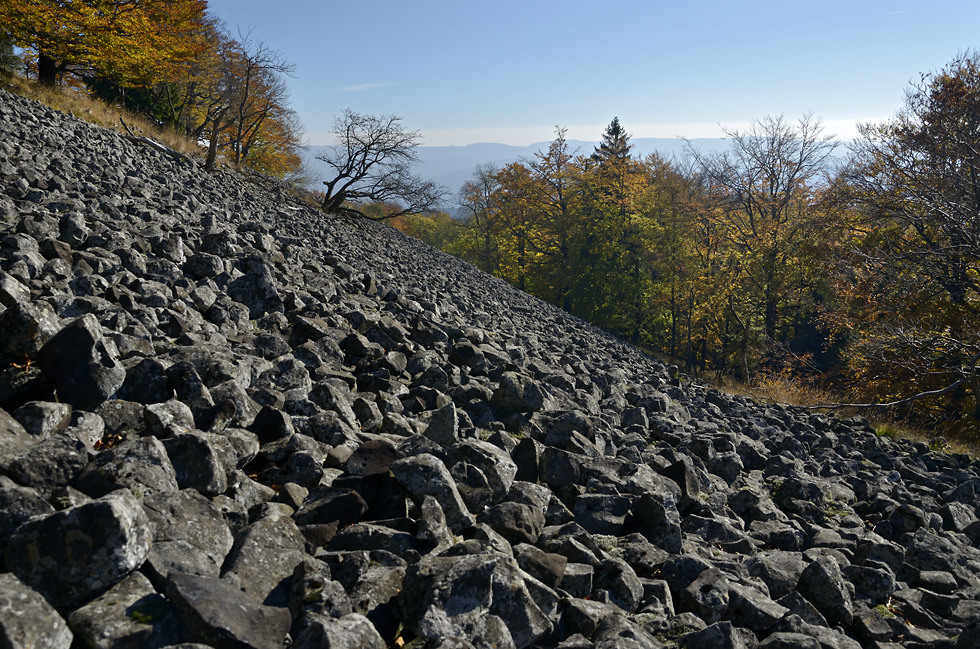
[{"x1": 205, "y1": 0, "x2": 980, "y2": 146}]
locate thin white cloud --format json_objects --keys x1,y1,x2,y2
[{"x1": 337, "y1": 82, "x2": 394, "y2": 92}]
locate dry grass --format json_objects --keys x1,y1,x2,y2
[
  {"x1": 713, "y1": 371, "x2": 979, "y2": 458},
  {"x1": 0, "y1": 73, "x2": 203, "y2": 159}
]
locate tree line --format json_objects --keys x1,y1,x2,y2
[
  {"x1": 0, "y1": 0, "x2": 303, "y2": 178},
  {"x1": 395, "y1": 52, "x2": 980, "y2": 438}
]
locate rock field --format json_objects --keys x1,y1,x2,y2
[{"x1": 1, "y1": 88, "x2": 980, "y2": 649}]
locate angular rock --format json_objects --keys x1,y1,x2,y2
[
  {"x1": 491, "y1": 372, "x2": 546, "y2": 413},
  {"x1": 118, "y1": 358, "x2": 174, "y2": 405},
  {"x1": 745, "y1": 551, "x2": 805, "y2": 600},
  {"x1": 398, "y1": 553, "x2": 553, "y2": 649},
  {"x1": 75, "y1": 435, "x2": 179, "y2": 498},
  {"x1": 161, "y1": 431, "x2": 228, "y2": 496},
  {"x1": 0, "y1": 406, "x2": 41, "y2": 472},
  {"x1": 678, "y1": 621, "x2": 754, "y2": 649},
  {"x1": 514, "y1": 543, "x2": 568, "y2": 591},
  {"x1": 67, "y1": 571, "x2": 179, "y2": 649},
  {"x1": 0, "y1": 300, "x2": 61, "y2": 366},
  {"x1": 0, "y1": 572, "x2": 73, "y2": 649},
  {"x1": 574, "y1": 493, "x2": 632, "y2": 536},
  {"x1": 4, "y1": 490, "x2": 152, "y2": 608},
  {"x1": 221, "y1": 513, "x2": 310, "y2": 607},
  {"x1": 37, "y1": 313, "x2": 125, "y2": 409},
  {"x1": 424, "y1": 400, "x2": 459, "y2": 446},
  {"x1": 391, "y1": 452, "x2": 475, "y2": 533},
  {"x1": 797, "y1": 555, "x2": 854, "y2": 626},
  {"x1": 142, "y1": 489, "x2": 234, "y2": 579},
  {"x1": 592, "y1": 557, "x2": 644, "y2": 614},
  {"x1": 6, "y1": 431, "x2": 89, "y2": 497},
  {"x1": 165, "y1": 571, "x2": 292, "y2": 649},
  {"x1": 11, "y1": 400, "x2": 71, "y2": 438},
  {"x1": 346, "y1": 438, "x2": 404, "y2": 476},
  {"x1": 478, "y1": 501, "x2": 545, "y2": 545},
  {"x1": 144, "y1": 399, "x2": 195, "y2": 437},
  {"x1": 0, "y1": 475, "x2": 55, "y2": 542},
  {"x1": 727, "y1": 581, "x2": 788, "y2": 632},
  {"x1": 676, "y1": 567, "x2": 730, "y2": 625},
  {"x1": 227, "y1": 256, "x2": 284, "y2": 319},
  {"x1": 291, "y1": 612, "x2": 386, "y2": 649}
]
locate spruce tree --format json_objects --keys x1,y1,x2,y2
[{"x1": 592, "y1": 117, "x2": 633, "y2": 165}]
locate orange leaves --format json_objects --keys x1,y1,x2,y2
[
  {"x1": 1, "y1": 0, "x2": 207, "y2": 86},
  {"x1": 0, "y1": 1, "x2": 304, "y2": 179}
]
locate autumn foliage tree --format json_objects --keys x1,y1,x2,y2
[
  {"x1": 687, "y1": 115, "x2": 837, "y2": 376},
  {"x1": 0, "y1": 0, "x2": 208, "y2": 87},
  {"x1": 401, "y1": 117, "x2": 841, "y2": 380},
  {"x1": 829, "y1": 51, "x2": 980, "y2": 425},
  {"x1": 0, "y1": 1, "x2": 305, "y2": 179}
]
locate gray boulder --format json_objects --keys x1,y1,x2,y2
[
  {"x1": 221, "y1": 513, "x2": 311, "y2": 607},
  {"x1": 291, "y1": 612, "x2": 386, "y2": 649},
  {"x1": 491, "y1": 371, "x2": 547, "y2": 413},
  {"x1": 391, "y1": 452, "x2": 475, "y2": 533},
  {"x1": 11, "y1": 400, "x2": 71, "y2": 438},
  {"x1": 37, "y1": 313, "x2": 126, "y2": 409},
  {"x1": 797, "y1": 555, "x2": 854, "y2": 626},
  {"x1": 0, "y1": 406, "x2": 40, "y2": 472},
  {"x1": 67, "y1": 572, "x2": 179, "y2": 649},
  {"x1": 0, "y1": 300, "x2": 61, "y2": 366},
  {"x1": 4, "y1": 490, "x2": 152, "y2": 608},
  {"x1": 142, "y1": 489, "x2": 234, "y2": 579},
  {"x1": 75, "y1": 436, "x2": 179, "y2": 498},
  {"x1": 399, "y1": 553, "x2": 553, "y2": 649},
  {"x1": 162, "y1": 431, "x2": 228, "y2": 496},
  {"x1": 0, "y1": 572, "x2": 73, "y2": 649},
  {"x1": 165, "y1": 571, "x2": 292, "y2": 649}
]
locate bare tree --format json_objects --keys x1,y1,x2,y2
[
  {"x1": 225, "y1": 29, "x2": 296, "y2": 165},
  {"x1": 203, "y1": 27, "x2": 295, "y2": 172},
  {"x1": 317, "y1": 110, "x2": 446, "y2": 219}
]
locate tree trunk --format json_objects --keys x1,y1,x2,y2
[
  {"x1": 517, "y1": 233, "x2": 526, "y2": 292},
  {"x1": 38, "y1": 52, "x2": 58, "y2": 85},
  {"x1": 204, "y1": 108, "x2": 228, "y2": 171}
]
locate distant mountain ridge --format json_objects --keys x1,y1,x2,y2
[{"x1": 303, "y1": 138, "x2": 732, "y2": 204}]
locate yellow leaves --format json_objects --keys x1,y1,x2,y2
[{"x1": 0, "y1": 0, "x2": 207, "y2": 86}]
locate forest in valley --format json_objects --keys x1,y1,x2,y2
[
  {"x1": 394, "y1": 55, "x2": 980, "y2": 441},
  {"x1": 4, "y1": 2, "x2": 980, "y2": 442}
]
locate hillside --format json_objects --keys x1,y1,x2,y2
[{"x1": 1, "y1": 88, "x2": 979, "y2": 649}]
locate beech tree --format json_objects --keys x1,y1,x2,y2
[
  {"x1": 0, "y1": 0, "x2": 207, "y2": 86},
  {"x1": 525, "y1": 128, "x2": 580, "y2": 310},
  {"x1": 687, "y1": 114, "x2": 836, "y2": 376},
  {"x1": 220, "y1": 30, "x2": 296, "y2": 166},
  {"x1": 317, "y1": 110, "x2": 445, "y2": 219},
  {"x1": 458, "y1": 163, "x2": 503, "y2": 276},
  {"x1": 831, "y1": 51, "x2": 980, "y2": 422}
]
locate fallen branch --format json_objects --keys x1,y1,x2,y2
[
  {"x1": 804, "y1": 378, "x2": 966, "y2": 411},
  {"x1": 119, "y1": 117, "x2": 197, "y2": 167}
]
